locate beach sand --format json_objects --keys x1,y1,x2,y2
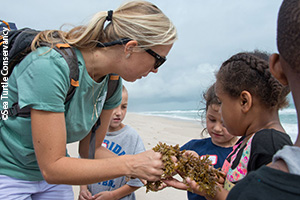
[{"x1": 67, "y1": 112, "x2": 204, "y2": 200}]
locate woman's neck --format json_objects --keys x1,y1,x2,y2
[{"x1": 80, "y1": 48, "x2": 111, "y2": 82}]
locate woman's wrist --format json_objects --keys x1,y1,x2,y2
[{"x1": 121, "y1": 154, "x2": 135, "y2": 178}]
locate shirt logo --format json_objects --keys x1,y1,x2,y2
[
  {"x1": 200, "y1": 155, "x2": 218, "y2": 165},
  {"x1": 102, "y1": 142, "x2": 108, "y2": 148},
  {"x1": 96, "y1": 91, "x2": 107, "y2": 115}
]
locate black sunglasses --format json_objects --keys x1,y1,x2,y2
[
  {"x1": 144, "y1": 48, "x2": 166, "y2": 69},
  {"x1": 96, "y1": 38, "x2": 166, "y2": 69}
]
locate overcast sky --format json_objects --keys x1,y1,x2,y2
[{"x1": 2, "y1": 0, "x2": 283, "y2": 111}]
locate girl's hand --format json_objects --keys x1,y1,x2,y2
[
  {"x1": 217, "y1": 170, "x2": 226, "y2": 185},
  {"x1": 128, "y1": 150, "x2": 164, "y2": 181},
  {"x1": 185, "y1": 178, "x2": 207, "y2": 196},
  {"x1": 164, "y1": 177, "x2": 213, "y2": 197},
  {"x1": 78, "y1": 186, "x2": 94, "y2": 200},
  {"x1": 183, "y1": 150, "x2": 200, "y2": 158},
  {"x1": 185, "y1": 178, "x2": 227, "y2": 200},
  {"x1": 93, "y1": 191, "x2": 116, "y2": 200},
  {"x1": 162, "y1": 177, "x2": 189, "y2": 190},
  {"x1": 164, "y1": 176, "x2": 227, "y2": 200}
]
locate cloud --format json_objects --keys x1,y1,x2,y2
[
  {"x1": 2, "y1": 0, "x2": 284, "y2": 111},
  {"x1": 124, "y1": 62, "x2": 218, "y2": 111}
]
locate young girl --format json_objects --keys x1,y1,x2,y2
[
  {"x1": 0, "y1": 1, "x2": 177, "y2": 199},
  {"x1": 180, "y1": 83, "x2": 238, "y2": 200},
  {"x1": 215, "y1": 51, "x2": 292, "y2": 194},
  {"x1": 227, "y1": 1, "x2": 300, "y2": 198},
  {"x1": 164, "y1": 51, "x2": 293, "y2": 200}
]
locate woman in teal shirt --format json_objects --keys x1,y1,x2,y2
[{"x1": 0, "y1": 1, "x2": 177, "y2": 199}]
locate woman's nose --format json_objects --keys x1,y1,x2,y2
[{"x1": 151, "y1": 68, "x2": 158, "y2": 73}]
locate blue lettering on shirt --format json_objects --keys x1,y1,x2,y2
[
  {"x1": 98, "y1": 180, "x2": 116, "y2": 188},
  {"x1": 108, "y1": 141, "x2": 115, "y2": 151},
  {"x1": 103, "y1": 139, "x2": 126, "y2": 156},
  {"x1": 112, "y1": 144, "x2": 122, "y2": 154}
]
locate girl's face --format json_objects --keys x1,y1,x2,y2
[
  {"x1": 215, "y1": 81, "x2": 243, "y2": 137},
  {"x1": 108, "y1": 91, "x2": 128, "y2": 132},
  {"x1": 206, "y1": 104, "x2": 236, "y2": 147},
  {"x1": 121, "y1": 44, "x2": 173, "y2": 82}
]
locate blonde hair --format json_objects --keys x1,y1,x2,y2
[
  {"x1": 32, "y1": 0, "x2": 177, "y2": 50},
  {"x1": 122, "y1": 85, "x2": 128, "y2": 94}
]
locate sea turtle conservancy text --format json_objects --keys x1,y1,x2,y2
[{"x1": 1, "y1": 26, "x2": 9, "y2": 120}]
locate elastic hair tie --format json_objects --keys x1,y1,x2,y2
[{"x1": 106, "y1": 10, "x2": 113, "y2": 21}]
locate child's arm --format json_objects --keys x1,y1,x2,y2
[
  {"x1": 185, "y1": 178, "x2": 228, "y2": 200},
  {"x1": 163, "y1": 176, "x2": 229, "y2": 200},
  {"x1": 93, "y1": 184, "x2": 140, "y2": 200}
]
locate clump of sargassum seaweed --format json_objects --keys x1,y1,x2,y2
[{"x1": 146, "y1": 142, "x2": 223, "y2": 197}]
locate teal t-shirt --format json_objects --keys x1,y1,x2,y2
[{"x1": 0, "y1": 47, "x2": 122, "y2": 181}]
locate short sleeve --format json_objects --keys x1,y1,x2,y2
[
  {"x1": 126, "y1": 127, "x2": 145, "y2": 187},
  {"x1": 17, "y1": 48, "x2": 70, "y2": 112},
  {"x1": 126, "y1": 136, "x2": 144, "y2": 187},
  {"x1": 103, "y1": 78, "x2": 123, "y2": 110},
  {"x1": 248, "y1": 130, "x2": 293, "y2": 171},
  {"x1": 135, "y1": 134, "x2": 146, "y2": 154},
  {"x1": 180, "y1": 140, "x2": 195, "y2": 151},
  {"x1": 127, "y1": 177, "x2": 144, "y2": 187}
]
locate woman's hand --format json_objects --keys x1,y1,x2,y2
[{"x1": 127, "y1": 150, "x2": 164, "y2": 181}]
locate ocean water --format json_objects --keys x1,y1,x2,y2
[{"x1": 139, "y1": 107, "x2": 298, "y2": 143}]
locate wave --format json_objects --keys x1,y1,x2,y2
[
  {"x1": 282, "y1": 123, "x2": 298, "y2": 143},
  {"x1": 139, "y1": 109, "x2": 298, "y2": 123},
  {"x1": 279, "y1": 108, "x2": 297, "y2": 115},
  {"x1": 140, "y1": 109, "x2": 204, "y2": 121},
  {"x1": 138, "y1": 109, "x2": 298, "y2": 143},
  {"x1": 143, "y1": 110, "x2": 200, "y2": 114}
]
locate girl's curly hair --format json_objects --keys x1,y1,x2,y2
[{"x1": 216, "y1": 51, "x2": 290, "y2": 110}]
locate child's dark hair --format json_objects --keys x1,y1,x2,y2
[
  {"x1": 216, "y1": 51, "x2": 290, "y2": 110},
  {"x1": 204, "y1": 83, "x2": 220, "y2": 111},
  {"x1": 277, "y1": 0, "x2": 300, "y2": 72}
]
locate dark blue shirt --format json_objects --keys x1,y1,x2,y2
[{"x1": 180, "y1": 138, "x2": 233, "y2": 200}]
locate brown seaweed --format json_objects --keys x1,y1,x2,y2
[
  {"x1": 146, "y1": 142, "x2": 180, "y2": 192},
  {"x1": 146, "y1": 142, "x2": 222, "y2": 197}
]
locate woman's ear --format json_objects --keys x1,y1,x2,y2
[
  {"x1": 240, "y1": 91, "x2": 252, "y2": 113},
  {"x1": 124, "y1": 40, "x2": 138, "y2": 54},
  {"x1": 269, "y1": 53, "x2": 288, "y2": 86}
]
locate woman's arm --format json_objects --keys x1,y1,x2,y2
[{"x1": 31, "y1": 109, "x2": 163, "y2": 185}]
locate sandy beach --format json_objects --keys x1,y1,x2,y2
[{"x1": 67, "y1": 112, "x2": 204, "y2": 200}]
